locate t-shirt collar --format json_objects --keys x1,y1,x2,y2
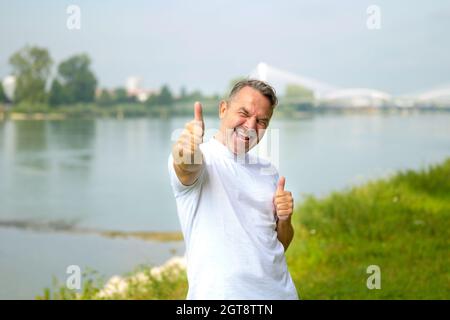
[{"x1": 210, "y1": 135, "x2": 250, "y2": 162}]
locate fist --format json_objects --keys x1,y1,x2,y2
[
  {"x1": 173, "y1": 102, "x2": 204, "y2": 166},
  {"x1": 274, "y1": 176, "x2": 294, "y2": 221}
]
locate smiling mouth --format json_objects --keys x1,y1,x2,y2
[{"x1": 234, "y1": 128, "x2": 251, "y2": 142}]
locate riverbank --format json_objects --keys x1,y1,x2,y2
[
  {"x1": 39, "y1": 158, "x2": 450, "y2": 299},
  {"x1": 0, "y1": 219, "x2": 183, "y2": 242},
  {"x1": 1, "y1": 103, "x2": 449, "y2": 121}
]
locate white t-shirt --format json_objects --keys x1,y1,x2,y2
[{"x1": 168, "y1": 137, "x2": 299, "y2": 300}]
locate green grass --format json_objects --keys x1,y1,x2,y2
[
  {"x1": 39, "y1": 158, "x2": 450, "y2": 299},
  {"x1": 287, "y1": 158, "x2": 450, "y2": 299}
]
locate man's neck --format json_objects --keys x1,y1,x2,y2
[{"x1": 213, "y1": 131, "x2": 226, "y2": 146}]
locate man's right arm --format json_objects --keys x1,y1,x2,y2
[{"x1": 171, "y1": 101, "x2": 205, "y2": 186}]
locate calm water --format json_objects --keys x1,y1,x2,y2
[{"x1": 1, "y1": 112, "x2": 450, "y2": 299}]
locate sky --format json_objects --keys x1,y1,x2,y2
[{"x1": 1, "y1": 0, "x2": 450, "y2": 95}]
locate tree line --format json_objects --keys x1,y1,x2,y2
[{"x1": 1, "y1": 45, "x2": 215, "y2": 108}]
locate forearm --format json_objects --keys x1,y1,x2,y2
[
  {"x1": 172, "y1": 145, "x2": 204, "y2": 186},
  {"x1": 276, "y1": 217, "x2": 294, "y2": 252},
  {"x1": 173, "y1": 158, "x2": 203, "y2": 186}
]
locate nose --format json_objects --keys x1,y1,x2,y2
[{"x1": 244, "y1": 116, "x2": 257, "y2": 130}]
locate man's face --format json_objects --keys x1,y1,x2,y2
[{"x1": 218, "y1": 86, "x2": 274, "y2": 155}]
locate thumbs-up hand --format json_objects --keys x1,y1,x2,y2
[
  {"x1": 274, "y1": 176, "x2": 294, "y2": 221},
  {"x1": 193, "y1": 101, "x2": 204, "y2": 132},
  {"x1": 173, "y1": 101, "x2": 204, "y2": 168}
]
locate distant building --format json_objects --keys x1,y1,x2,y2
[
  {"x1": 125, "y1": 76, "x2": 157, "y2": 102},
  {"x1": 126, "y1": 76, "x2": 141, "y2": 94},
  {"x1": 2, "y1": 75, "x2": 16, "y2": 101}
]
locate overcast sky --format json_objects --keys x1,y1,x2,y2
[{"x1": 1, "y1": 0, "x2": 449, "y2": 95}]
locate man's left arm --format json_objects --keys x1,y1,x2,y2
[{"x1": 274, "y1": 176, "x2": 294, "y2": 252}]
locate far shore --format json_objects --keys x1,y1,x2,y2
[
  {"x1": 0, "y1": 219, "x2": 183, "y2": 242},
  {"x1": 1, "y1": 103, "x2": 450, "y2": 122}
]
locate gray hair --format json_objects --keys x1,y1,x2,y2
[{"x1": 228, "y1": 79, "x2": 278, "y2": 108}]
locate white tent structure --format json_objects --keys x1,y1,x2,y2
[{"x1": 250, "y1": 62, "x2": 337, "y2": 99}]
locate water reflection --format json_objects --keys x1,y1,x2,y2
[
  {"x1": 1, "y1": 113, "x2": 450, "y2": 299},
  {"x1": 1, "y1": 113, "x2": 450, "y2": 232}
]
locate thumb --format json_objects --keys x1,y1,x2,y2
[
  {"x1": 194, "y1": 101, "x2": 204, "y2": 123},
  {"x1": 277, "y1": 176, "x2": 286, "y2": 192}
]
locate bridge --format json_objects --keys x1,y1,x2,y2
[{"x1": 248, "y1": 62, "x2": 450, "y2": 108}]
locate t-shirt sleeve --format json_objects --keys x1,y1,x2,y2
[
  {"x1": 167, "y1": 153, "x2": 205, "y2": 197},
  {"x1": 267, "y1": 163, "x2": 279, "y2": 190},
  {"x1": 273, "y1": 171, "x2": 280, "y2": 190},
  {"x1": 167, "y1": 153, "x2": 205, "y2": 242}
]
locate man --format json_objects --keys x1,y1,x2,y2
[{"x1": 168, "y1": 79, "x2": 299, "y2": 300}]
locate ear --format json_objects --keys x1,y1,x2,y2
[{"x1": 219, "y1": 100, "x2": 228, "y2": 119}]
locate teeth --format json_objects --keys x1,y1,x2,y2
[
  {"x1": 236, "y1": 131, "x2": 249, "y2": 140},
  {"x1": 234, "y1": 127, "x2": 252, "y2": 141}
]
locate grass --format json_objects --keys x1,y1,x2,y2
[
  {"x1": 38, "y1": 158, "x2": 450, "y2": 299},
  {"x1": 288, "y1": 158, "x2": 450, "y2": 299}
]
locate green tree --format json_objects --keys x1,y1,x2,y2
[
  {"x1": 284, "y1": 84, "x2": 315, "y2": 111},
  {"x1": 57, "y1": 54, "x2": 97, "y2": 103},
  {"x1": 113, "y1": 88, "x2": 135, "y2": 104},
  {"x1": 157, "y1": 84, "x2": 173, "y2": 106},
  {"x1": 146, "y1": 92, "x2": 161, "y2": 106},
  {"x1": 179, "y1": 86, "x2": 187, "y2": 101},
  {"x1": 0, "y1": 82, "x2": 7, "y2": 103},
  {"x1": 48, "y1": 79, "x2": 66, "y2": 106},
  {"x1": 96, "y1": 89, "x2": 113, "y2": 107},
  {"x1": 187, "y1": 90, "x2": 204, "y2": 101},
  {"x1": 176, "y1": 87, "x2": 206, "y2": 103},
  {"x1": 285, "y1": 84, "x2": 314, "y2": 101},
  {"x1": 9, "y1": 46, "x2": 53, "y2": 104}
]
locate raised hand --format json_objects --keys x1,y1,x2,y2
[
  {"x1": 173, "y1": 101, "x2": 205, "y2": 172},
  {"x1": 274, "y1": 176, "x2": 294, "y2": 221}
]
